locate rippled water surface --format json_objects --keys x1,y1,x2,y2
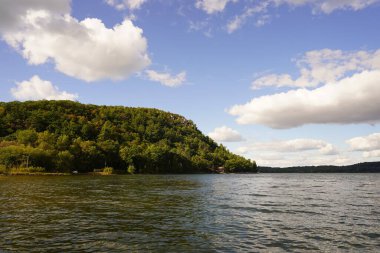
[{"x1": 1, "y1": 174, "x2": 379, "y2": 252}]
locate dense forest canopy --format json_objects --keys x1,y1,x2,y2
[{"x1": 0, "y1": 100, "x2": 257, "y2": 174}]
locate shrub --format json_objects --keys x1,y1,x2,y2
[
  {"x1": 127, "y1": 165, "x2": 136, "y2": 174},
  {"x1": 28, "y1": 166, "x2": 46, "y2": 173},
  {"x1": 0, "y1": 164, "x2": 7, "y2": 174},
  {"x1": 102, "y1": 167, "x2": 114, "y2": 175},
  {"x1": 10, "y1": 166, "x2": 46, "y2": 175}
]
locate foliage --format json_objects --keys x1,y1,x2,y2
[
  {"x1": 225, "y1": 157, "x2": 257, "y2": 173},
  {"x1": 9, "y1": 166, "x2": 46, "y2": 175},
  {"x1": 127, "y1": 165, "x2": 136, "y2": 174},
  {"x1": 102, "y1": 167, "x2": 114, "y2": 175},
  {"x1": 0, "y1": 164, "x2": 7, "y2": 174},
  {"x1": 0, "y1": 100, "x2": 257, "y2": 174}
]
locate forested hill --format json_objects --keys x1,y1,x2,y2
[
  {"x1": 258, "y1": 162, "x2": 380, "y2": 173},
  {"x1": 0, "y1": 100, "x2": 257, "y2": 174}
]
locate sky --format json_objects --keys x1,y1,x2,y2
[{"x1": 0, "y1": 0, "x2": 380, "y2": 167}]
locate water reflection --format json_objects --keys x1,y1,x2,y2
[{"x1": 0, "y1": 176, "x2": 213, "y2": 252}]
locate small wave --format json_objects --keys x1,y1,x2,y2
[
  {"x1": 362, "y1": 232, "x2": 380, "y2": 239},
  {"x1": 246, "y1": 193, "x2": 269, "y2": 197}
]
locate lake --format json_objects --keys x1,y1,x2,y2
[{"x1": 0, "y1": 174, "x2": 379, "y2": 252}]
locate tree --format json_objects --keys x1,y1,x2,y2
[
  {"x1": 56, "y1": 135, "x2": 71, "y2": 151},
  {"x1": 56, "y1": 151, "x2": 74, "y2": 172},
  {"x1": 37, "y1": 131, "x2": 56, "y2": 150},
  {"x1": 16, "y1": 129, "x2": 38, "y2": 146},
  {"x1": 98, "y1": 121, "x2": 118, "y2": 141}
]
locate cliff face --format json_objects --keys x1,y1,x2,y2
[{"x1": 0, "y1": 100, "x2": 257, "y2": 174}]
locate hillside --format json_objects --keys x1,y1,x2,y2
[
  {"x1": 258, "y1": 162, "x2": 380, "y2": 173},
  {"x1": 0, "y1": 100, "x2": 257, "y2": 174}
]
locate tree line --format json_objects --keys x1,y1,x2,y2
[{"x1": 258, "y1": 162, "x2": 380, "y2": 173}]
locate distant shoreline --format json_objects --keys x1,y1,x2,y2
[{"x1": 258, "y1": 161, "x2": 380, "y2": 173}]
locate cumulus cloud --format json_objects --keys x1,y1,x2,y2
[
  {"x1": 347, "y1": 133, "x2": 380, "y2": 158},
  {"x1": 230, "y1": 49, "x2": 380, "y2": 129},
  {"x1": 0, "y1": 0, "x2": 151, "y2": 82},
  {"x1": 196, "y1": 0, "x2": 237, "y2": 14},
  {"x1": 0, "y1": 0, "x2": 70, "y2": 32},
  {"x1": 347, "y1": 133, "x2": 380, "y2": 151},
  {"x1": 252, "y1": 49, "x2": 380, "y2": 89},
  {"x1": 105, "y1": 0, "x2": 146, "y2": 10},
  {"x1": 252, "y1": 154, "x2": 353, "y2": 167},
  {"x1": 235, "y1": 138, "x2": 342, "y2": 167},
  {"x1": 238, "y1": 138, "x2": 337, "y2": 154},
  {"x1": 363, "y1": 150, "x2": 380, "y2": 158},
  {"x1": 319, "y1": 144, "x2": 338, "y2": 155},
  {"x1": 208, "y1": 126, "x2": 244, "y2": 142},
  {"x1": 229, "y1": 70, "x2": 380, "y2": 128},
  {"x1": 11, "y1": 75, "x2": 78, "y2": 101},
  {"x1": 146, "y1": 70, "x2": 186, "y2": 87}
]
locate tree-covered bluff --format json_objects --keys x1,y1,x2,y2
[{"x1": 0, "y1": 100, "x2": 257, "y2": 174}]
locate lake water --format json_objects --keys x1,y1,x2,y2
[{"x1": 0, "y1": 174, "x2": 379, "y2": 252}]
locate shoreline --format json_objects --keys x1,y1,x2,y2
[
  {"x1": 1, "y1": 172, "x2": 71, "y2": 176},
  {"x1": 0, "y1": 171, "x2": 253, "y2": 176}
]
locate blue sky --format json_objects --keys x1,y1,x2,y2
[{"x1": 1, "y1": 0, "x2": 380, "y2": 166}]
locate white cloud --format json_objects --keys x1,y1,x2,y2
[
  {"x1": 238, "y1": 138, "x2": 337, "y2": 154},
  {"x1": 319, "y1": 144, "x2": 338, "y2": 155},
  {"x1": 253, "y1": 154, "x2": 353, "y2": 167},
  {"x1": 188, "y1": 19, "x2": 214, "y2": 37},
  {"x1": 208, "y1": 126, "x2": 244, "y2": 142},
  {"x1": 347, "y1": 133, "x2": 380, "y2": 158},
  {"x1": 347, "y1": 133, "x2": 380, "y2": 151},
  {"x1": 252, "y1": 49, "x2": 380, "y2": 89},
  {"x1": 252, "y1": 74, "x2": 294, "y2": 89},
  {"x1": 11, "y1": 75, "x2": 78, "y2": 101},
  {"x1": 226, "y1": 17, "x2": 243, "y2": 34},
  {"x1": 224, "y1": 0, "x2": 379, "y2": 33},
  {"x1": 227, "y1": 2, "x2": 270, "y2": 33},
  {"x1": 229, "y1": 70, "x2": 380, "y2": 128},
  {"x1": 235, "y1": 138, "x2": 342, "y2": 167},
  {"x1": 0, "y1": 0, "x2": 70, "y2": 32},
  {"x1": 146, "y1": 70, "x2": 186, "y2": 87},
  {"x1": 105, "y1": 0, "x2": 146, "y2": 10},
  {"x1": 273, "y1": 0, "x2": 380, "y2": 14},
  {"x1": 196, "y1": 0, "x2": 237, "y2": 14},
  {"x1": 255, "y1": 15, "x2": 271, "y2": 27},
  {"x1": 363, "y1": 150, "x2": 380, "y2": 158},
  {"x1": 1, "y1": 0, "x2": 151, "y2": 82}
]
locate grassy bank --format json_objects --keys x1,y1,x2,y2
[
  {"x1": 6, "y1": 172, "x2": 71, "y2": 176},
  {"x1": 0, "y1": 166, "x2": 70, "y2": 176},
  {"x1": 0, "y1": 166, "x2": 120, "y2": 176}
]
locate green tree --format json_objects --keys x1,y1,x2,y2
[
  {"x1": 16, "y1": 130, "x2": 38, "y2": 146},
  {"x1": 56, "y1": 135, "x2": 71, "y2": 151},
  {"x1": 56, "y1": 151, "x2": 74, "y2": 172},
  {"x1": 37, "y1": 131, "x2": 56, "y2": 150},
  {"x1": 98, "y1": 121, "x2": 118, "y2": 141}
]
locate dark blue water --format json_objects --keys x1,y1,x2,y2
[{"x1": 0, "y1": 174, "x2": 379, "y2": 252}]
